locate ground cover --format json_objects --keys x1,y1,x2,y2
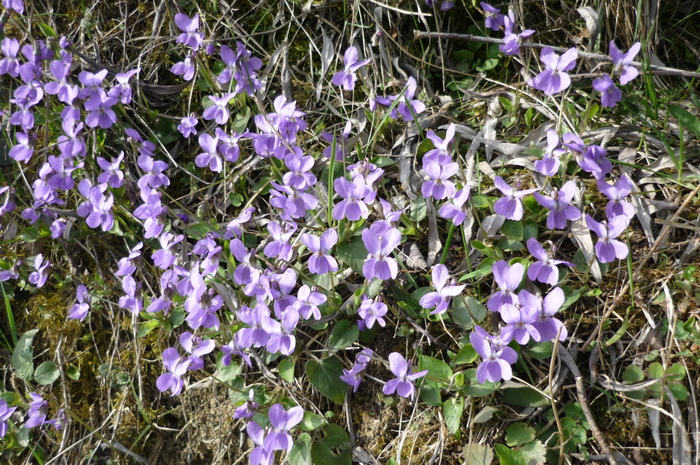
[{"x1": 0, "y1": 0, "x2": 699, "y2": 464}]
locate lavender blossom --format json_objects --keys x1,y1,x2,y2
[
  {"x1": 97, "y1": 152, "x2": 125, "y2": 188},
  {"x1": 534, "y1": 129, "x2": 565, "y2": 177},
  {"x1": 174, "y1": 13, "x2": 204, "y2": 51},
  {"x1": 522, "y1": 287, "x2": 568, "y2": 342},
  {"x1": 195, "y1": 132, "x2": 222, "y2": 172},
  {"x1": 526, "y1": 238, "x2": 573, "y2": 286},
  {"x1": 108, "y1": 67, "x2": 140, "y2": 104},
  {"x1": 340, "y1": 348, "x2": 373, "y2": 392},
  {"x1": 493, "y1": 176, "x2": 538, "y2": 220},
  {"x1": 585, "y1": 214, "x2": 629, "y2": 263},
  {"x1": 500, "y1": 303, "x2": 540, "y2": 344},
  {"x1": 422, "y1": 159, "x2": 458, "y2": 200},
  {"x1": 28, "y1": 254, "x2": 50, "y2": 288},
  {"x1": 610, "y1": 41, "x2": 641, "y2": 85},
  {"x1": 481, "y1": 2, "x2": 505, "y2": 31},
  {"x1": 301, "y1": 228, "x2": 338, "y2": 275},
  {"x1": 597, "y1": 175, "x2": 635, "y2": 222},
  {"x1": 156, "y1": 348, "x2": 191, "y2": 396},
  {"x1": 265, "y1": 404, "x2": 304, "y2": 453},
  {"x1": 0, "y1": 399, "x2": 16, "y2": 437},
  {"x1": 2, "y1": 0, "x2": 23, "y2": 16},
  {"x1": 203, "y1": 93, "x2": 235, "y2": 125},
  {"x1": 362, "y1": 221, "x2": 402, "y2": 280},
  {"x1": 171, "y1": 52, "x2": 195, "y2": 81},
  {"x1": 178, "y1": 114, "x2": 198, "y2": 138},
  {"x1": 592, "y1": 73, "x2": 622, "y2": 108},
  {"x1": 8, "y1": 131, "x2": 34, "y2": 163},
  {"x1": 357, "y1": 295, "x2": 388, "y2": 330},
  {"x1": 25, "y1": 393, "x2": 48, "y2": 428},
  {"x1": 470, "y1": 326, "x2": 517, "y2": 383},
  {"x1": 293, "y1": 285, "x2": 326, "y2": 320},
  {"x1": 180, "y1": 331, "x2": 215, "y2": 370},
  {"x1": 247, "y1": 420, "x2": 273, "y2": 465},
  {"x1": 0, "y1": 38, "x2": 20, "y2": 77},
  {"x1": 382, "y1": 352, "x2": 428, "y2": 400},
  {"x1": 234, "y1": 389, "x2": 259, "y2": 419},
  {"x1": 331, "y1": 46, "x2": 370, "y2": 91},
  {"x1": 67, "y1": 284, "x2": 91, "y2": 320},
  {"x1": 499, "y1": 13, "x2": 534, "y2": 56},
  {"x1": 487, "y1": 260, "x2": 523, "y2": 311},
  {"x1": 419, "y1": 264, "x2": 465, "y2": 314},
  {"x1": 333, "y1": 176, "x2": 372, "y2": 221},
  {"x1": 528, "y1": 47, "x2": 577, "y2": 95},
  {"x1": 533, "y1": 180, "x2": 581, "y2": 230}
]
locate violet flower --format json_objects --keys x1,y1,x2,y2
[
  {"x1": 45, "y1": 59, "x2": 77, "y2": 103},
  {"x1": 156, "y1": 347, "x2": 191, "y2": 396},
  {"x1": 382, "y1": 352, "x2": 428, "y2": 400},
  {"x1": 597, "y1": 175, "x2": 635, "y2": 221},
  {"x1": 84, "y1": 92, "x2": 118, "y2": 129},
  {"x1": 195, "y1": 132, "x2": 222, "y2": 172},
  {"x1": 526, "y1": 238, "x2": 573, "y2": 286},
  {"x1": 57, "y1": 117, "x2": 86, "y2": 158},
  {"x1": 301, "y1": 228, "x2": 338, "y2": 274},
  {"x1": 362, "y1": 220, "x2": 402, "y2": 281},
  {"x1": 2, "y1": 0, "x2": 23, "y2": 15},
  {"x1": 174, "y1": 13, "x2": 204, "y2": 51},
  {"x1": 180, "y1": 331, "x2": 215, "y2": 370},
  {"x1": 247, "y1": 420, "x2": 273, "y2": 465},
  {"x1": 521, "y1": 287, "x2": 568, "y2": 342},
  {"x1": 357, "y1": 295, "x2": 388, "y2": 330},
  {"x1": 424, "y1": 123, "x2": 456, "y2": 164},
  {"x1": 236, "y1": 303, "x2": 277, "y2": 348},
  {"x1": 578, "y1": 144, "x2": 612, "y2": 179},
  {"x1": 499, "y1": 13, "x2": 534, "y2": 56},
  {"x1": 263, "y1": 220, "x2": 297, "y2": 262},
  {"x1": 67, "y1": 284, "x2": 91, "y2": 320},
  {"x1": 592, "y1": 73, "x2": 622, "y2": 108},
  {"x1": 265, "y1": 404, "x2": 304, "y2": 453},
  {"x1": 234, "y1": 389, "x2": 259, "y2": 419},
  {"x1": 269, "y1": 182, "x2": 318, "y2": 220},
  {"x1": 585, "y1": 214, "x2": 629, "y2": 263},
  {"x1": 171, "y1": 52, "x2": 195, "y2": 81},
  {"x1": 470, "y1": 326, "x2": 517, "y2": 383},
  {"x1": 152, "y1": 233, "x2": 184, "y2": 269},
  {"x1": 333, "y1": 176, "x2": 372, "y2": 221},
  {"x1": 332, "y1": 46, "x2": 369, "y2": 91},
  {"x1": 610, "y1": 40, "x2": 641, "y2": 85},
  {"x1": 294, "y1": 285, "x2": 326, "y2": 320},
  {"x1": 203, "y1": 93, "x2": 235, "y2": 125},
  {"x1": 371, "y1": 76, "x2": 425, "y2": 121},
  {"x1": 0, "y1": 399, "x2": 16, "y2": 438},
  {"x1": 422, "y1": 159, "x2": 458, "y2": 200},
  {"x1": 97, "y1": 152, "x2": 125, "y2": 188},
  {"x1": 0, "y1": 38, "x2": 20, "y2": 77},
  {"x1": 283, "y1": 149, "x2": 316, "y2": 189},
  {"x1": 493, "y1": 176, "x2": 538, "y2": 221},
  {"x1": 8, "y1": 131, "x2": 34, "y2": 163},
  {"x1": 266, "y1": 308, "x2": 299, "y2": 355},
  {"x1": 487, "y1": 260, "x2": 523, "y2": 311},
  {"x1": 78, "y1": 69, "x2": 108, "y2": 100},
  {"x1": 500, "y1": 303, "x2": 541, "y2": 344},
  {"x1": 533, "y1": 180, "x2": 581, "y2": 230},
  {"x1": 230, "y1": 41, "x2": 263, "y2": 95},
  {"x1": 534, "y1": 129, "x2": 565, "y2": 177},
  {"x1": 481, "y1": 2, "x2": 505, "y2": 31},
  {"x1": 419, "y1": 264, "x2": 465, "y2": 314},
  {"x1": 320, "y1": 121, "x2": 351, "y2": 160},
  {"x1": 28, "y1": 254, "x2": 50, "y2": 288},
  {"x1": 340, "y1": 348, "x2": 373, "y2": 392},
  {"x1": 137, "y1": 154, "x2": 170, "y2": 190},
  {"x1": 108, "y1": 67, "x2": 140, "y2": 104},
  {"x1": 25, "y1": 393, "x2": 48, "y2": 428},
  {"x1": 528, "y1": 47, "x2": 577, "y2": 95},
  {"x1": 178, "y1": 113, "x2": 198, "y2": 138}
]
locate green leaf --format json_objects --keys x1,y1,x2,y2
[
  {"x1": 666, "y1": 363, "x2": 686, "y2": 381},
  {"x1": 461, "y1": 369, "x2": 498, "y2": 397},
  {"x1": 668, "y1": 382, "x2": 689, "y2": 401},
  {"x1": 300, "y1": 411, "x2": 327, "y2": 431},
  {"x1": 476, "y1": 58, "x2": 499, "y2": 72},
  {"x1": 169, "y1": 307, "x2": 186, "y2": 329},
  {"x1": 452, "y1": 296, "x2": 487, "y2": 330},
  {"x1": 279, "y1": 358, "x2": 295, "y2": 383},
  {"x1": 66, "y1": 365, "x2": 80, "y2": 381},
  {"x1": 525, "y1": 342, "x2": 553, "y2": 360},
  {"x1": 463, "y1": 443, "x2": 493, "y2": 465},
  {"x1": 622, "y1": 365, "x2": 644, "y2": 383},
  {"x1": 501, "y1": 382, "x2": 548, "y2": 407},
  {"x1": 419, "y1": 354, "x2": 453, "y2": 383},
  {"x1": 451, "y1": 343, "x2": 478, "y2": 365},
  {"x1": 289, "y1": 433, "x2": 313, "y2": 465},
  {"x1": 496, "y1": 239, "x2": 524, "y2": 251},
  {"x1": 138, "y1": 319, "x2": 161, "y2": 338},
  {"x1": 471, "y1": 406, "x2": 500, "y2": 424},
  {"x1": 328, "y1": 320, "x2": 359, "y2": 350},
  {"x1": 669, "y1": 104, "x2": 700, "y2": 139},
  {"x1": 506, "y1": 422, "x2": 536, "y2": 447},
  {"x1": 306, "y1": 357, "x2": 347, "y2": 404},
  {"x1": 501, "y1": 220, "x2": 524, "y2": 241},
  {"x1": 37, "y1": 22, "x2": 57, "y2": 38},
  {"x1": 444, "y1": 397, "x2": 464, "y2": 435},
  {"x1": 410, "y1": 196, "x2": 427, "y2": 221},
  {"x1": 311, "y1": 424, "x2": 352, "y2": 465},
  {"x1": 336, "y1": 238, "x2": 368, "y2": 274},
  {"x1": 184, "y1": 222, "x2": 213, "y2": 240},
  {"x1": 647, "y1": 362, "x2": 664, "y2": 379},
  {"x1": 494, "y1": 444, "x2": 527, "y2": 465},
  {"x1": 34, "y1": 361, "x2": 60, "y2": 385},
  {"x1": 12, "y1": 329, "x2": 38, "y2": 381},
  {"x1": 520, "y1": 439, "x2": 547, "y2": 465}
]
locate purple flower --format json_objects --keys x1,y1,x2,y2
[
  {"x1": 321, "y1": 121, "x2": 351, "y2": 160},
  {"x1": 247, "y1": 420, "x2": 274, "y2": 465},
  {"x1": 29, "y1": 254, "x2": 50, "y2": 288},
  {"x1": 152, "y1": 233, "x2": 184, "y2": 269},
  {"x1": 2, "y1": 0, "x2": 23, "y2": 15},
  {"x1": 263, "y1": 220, "x2": 297, "y2": 262},
  {"x1": 578, "y1": 144, "x2": 612, "y2": 179},
  {"x1": 137, "y1": 154, "x2": 170, "y2": 190},
  {"x1": 340, "y1": 348, "x2": 373, "y2": 392},
  {"x1": 156, "y1": 347, "x2": 191, "y2": 396},
  {"x1": 180, "y1": 331, "x2": 215, "y2": 370},
  {"x1": 293, "y1": 285, "x2": 326, "y2": 320},
  {"x1": 487, "y1": 260, "x2": 523, "y2": 311},
  {"x1": 610, "y1": 41, "x2": 641, "y2": 85},
  {"x1": 371, "y1": 76, "x2": 426, "y2": 122},
  {"x1": 382, "y1": 352, "x2": 428, "y2": 400},
  {"x1": 234, "y1": 389, "x2": 259, "y2": 419},
  {"x1": 97, "y1": 152, "x2": 125, "y2": 188},
  {"x1": 85, "y1": 189, "x2": 115, "y2": 232},
  {"x1": 265, "y1": 404, "x2": 304, "y2": 452},
  {"x1": 528, "y1": 47, "x2": 578, "y2": 95},
  {"x1": 592, "y1": 73, "x2": 622, "y2": 108},
  {"x1": 534, "y1": 129, "x2": 565, "y2": 177},
  {"x1": 481, "y1": 2, "x2": 505, "y2": 31},
  {"x1": 283, "y1": 149, "x2": 316, "y2": 189},
  {"x1": 266, "y1": 309, "x2": 299, "y2": 355},
  {"x1": 67, "y1": 284, "x2": 91, "y2": 320},
  {"x1": 84, "y1": 92, "x2": 118, "y2": 129},
  {"x1": 108, "y1": 67, "x2": 140, "y2": 104},
  {"x1": 302, "y1": 229, "x2": 338, "y2": 274},
  {"x1": 362, "y1": 221, "x2": 402, "y2": 280},
  {"x1": 269, "y1": 182, "x2": 318, "y2": 220},
  {"x1": 78, "y1": 69, "x2": 108, "y2": 100},
  {"x1": 235, "y1": 303, "x2": 277, "y2": 348},
  {"x1": 522, "y1": 287, "x2": 568, "y2": 342},
  {"x1": 424, "y1": 123, "x2": 456, "y2": 163},
  {"x1": 0, "y1": 38, "x2": 20, "y2": 77},
  {"x1": 229, "y1": 41, "x2": 263, "y2": 95},
  {"x1": 499, "y1": 13, "x2": 534, "y2": 56},
  {"x1": 470, "y1": 326, "x2": 518, "y2": 383},
  {"x1": 174, "y1": 13, "x2": 204, "y2": 51},
  {"x1": 357, "y1": 295, "x2": 388, "y2": 330},
  {"x1": 0, "y1": 399, "x2": 16, "y2": 437},
  {"x1": 57, "y1": 117, "x2": 86, "y2": 158},
  {"x1": 331, "y1": 46, "x2": 370, "y2": 91},
  {"x1": 195, "y1": 132, "x2": 223, "y2": 172},
  {"x1": 526, "y1": 238, "x2": 573, "y2": 286},
  {"x1": 178, "y1": 113, "x2": 198, "y2": 138},
  {"x1": 8, "y1": 131, "x2": 34, "y2": 163},
  {"x1": 333, "y1": 176, "x2": 372, "y2": 221},
  {"x1": 533, "y1": 180, "x2": 581, "y2": 230},
  {"x1": 203, "y1": 93, "x2": 235, "y2": 125},
  {"x1": 500, "y1": 303, "x2": 540, "y2": 344},
  {"x1": 115, "y1": 242, "x2": 143, "y2": 277},
  {"x1": 493, "y1": 176, "x2": 538, "y2": 220},
  {"x1": 585, "y1": 214, "x2": 629, "y2": 263},
  {"x1": 419, "y1": 264, "x2": 465, "y2": 314},
  {"x1": 45, "y1": 59, "x2": 77, "y2": 104},
  {"x1": 25, "y1": 393, "x2": 48, "y2": 428},
  {"x1": 597, "y1": 175, "x2": 635, "y2": 221},
  {"x1": 171, "y1": 52, "x2": 195, "y2": 81},
  {"x1": 422, "y1": 159, "x2": 458, "y2": 200}
]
